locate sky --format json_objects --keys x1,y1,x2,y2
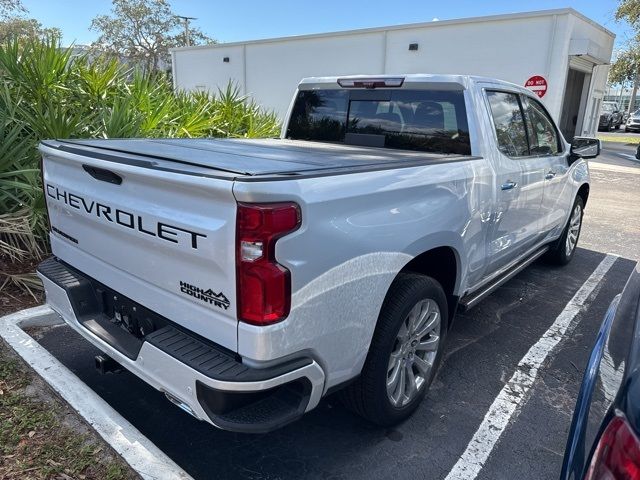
[{"x1": 20, "y1": 0, "x2": 632, "y2": 50}]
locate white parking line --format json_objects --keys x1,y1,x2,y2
[
  {"x1": 445, "y1": 254, "x2": 617, "y2": 480},
  {"x1": 0, "y1": 306, "x2": 193, "y2": 480}
]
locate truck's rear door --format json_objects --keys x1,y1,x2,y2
[{"x1": 40, "y1": 141, "x2": 240, "y2": 352}]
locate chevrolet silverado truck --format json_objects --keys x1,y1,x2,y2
[{"x1": 37, "y1": 75, "x2": 600, "y2": 433}]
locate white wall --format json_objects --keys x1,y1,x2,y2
[
  {"x1": 385, "y1": 17, "x2": 551, "y2": 86},
  {"x1": 172, "y1": 9, "x2": 614, "y2": 132},
  {"x1": 246, "y1": 33, "x2": 385, "y2": 122},
  {"x1": 383, "y1": 14, "x2": 574, "y2": 121},
  {"x1": 173, "y1": 45, "x2": 246, "y2": 94}
]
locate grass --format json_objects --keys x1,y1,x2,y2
[
  {"x1": 0, "y1": 341, "x2": 138, "y2": 480},
  {"x1": 597, "y1": 133, "x2": 640, "y2": 145}
]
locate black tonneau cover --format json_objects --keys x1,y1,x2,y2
[{"x1": 43, "y1": 138, "x2": 473, "y2": 177}]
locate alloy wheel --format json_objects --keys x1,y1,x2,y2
[
  {"x1": 386, "y1": 299, "x2": 441, "y2": 407},
  {"x1": 565, "y1": 203, "x2": 582, "y2": 257}
]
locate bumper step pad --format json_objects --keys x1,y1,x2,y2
[{"x1": 146, "y1": 326, "x2": 310, "y2": 382}]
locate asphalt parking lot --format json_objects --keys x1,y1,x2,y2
[{"x1": 33, "y1": 143, "x2": 640, "y2": 480}]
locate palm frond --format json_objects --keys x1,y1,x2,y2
[
  {"x1": 0, "y1": 271, "x2": 43, "y2": 301},
  {"x1": 0, "y1": 36, "x2": 280, "y2": 270},
  {"x1": 0, "y1": 209, "x2": 46, "y2": 262}
]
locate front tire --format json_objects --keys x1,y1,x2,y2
[
  {"x1": 340, "y1": 273, "x2": 448, "y2": 426},
  {"x1": 546, "y1": 196, "x2": 584, "y2": 265}
]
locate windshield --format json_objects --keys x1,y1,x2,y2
[
  {"x1": 601, "y1": 103, "x2": 616, "y2": 113},
  {"x1": 286, "y1": 88, "x2": 471, "y2": 155}
]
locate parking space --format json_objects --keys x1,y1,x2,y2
[
  {"x1": 579, "y1": 142, "x2": 640, "y2": 260},
  {"x1": 31, "y1": 144, "x2": 640, "y2": 479}
]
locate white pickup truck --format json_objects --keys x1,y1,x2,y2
[{"x1": 37, "y1": 74, "x2": 599, "y2": 433}]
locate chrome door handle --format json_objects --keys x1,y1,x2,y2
[
  {"x1": 545, "y1": 171, "x2": 557, "y2": 180},
  {"x1": 501, "y1": 180, "x2": 518, "y2": 191}
]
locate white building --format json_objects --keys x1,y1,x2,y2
[{"x1": 171, "y1": 8, "x2": 614, "y2": 139}]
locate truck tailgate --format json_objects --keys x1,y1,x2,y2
[{"x1": 40, "y1": 142, "x2": 239, "y2": 352}]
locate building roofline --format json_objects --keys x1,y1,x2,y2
[{"x1": 170, "y1": 8, "x2": 614, "y2": 54}]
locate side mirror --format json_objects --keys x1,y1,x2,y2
[{"x1": 569, "y1": 137, "x2": 600, "y2": 164}]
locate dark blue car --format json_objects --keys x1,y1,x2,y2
[{"x1": 561, "y1": 264, "x2": 640, "y2": 479}]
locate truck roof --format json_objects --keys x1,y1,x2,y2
[{"x1": 298, "y1": 74, "x2": 526, "y2": 92}]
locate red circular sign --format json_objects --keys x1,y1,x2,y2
[{"x1": 525, "y1": 75, "x2": 548, "y2": 98}]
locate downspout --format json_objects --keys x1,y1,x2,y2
[
  {"x1": 242, "y1": 44, "x2": 247, "y2": 96},
  {"x1": 171, "y1": 50, "x2": 178, "y2": 92},
  {"x1": 545, "y1": 14, "x2": 561, "y2": 120},
  {"x1": 545, "y1": 15, "x2": 558, "y2": 80},
  {"x1": 382, "y1": 30, "x2": 388, "y2": 74}
]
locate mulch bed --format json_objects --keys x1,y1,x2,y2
[
  {"x1": 0, "y1": 255, "x2": 43, "y2": 317},
  {"x1": 0, "y1": 255, "x2": 138, "y2": 479},
  {"x1": 0, "y1": 342, "x2": 138, "y2": 480}
]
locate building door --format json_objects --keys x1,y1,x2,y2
[{"x1": 559, "y1": 68, "x2": 588, "y2": 141}]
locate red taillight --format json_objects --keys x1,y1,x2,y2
[
  {"x1": 236, "y1": 202, "x2": 301, "y2": 325},
  {"x1": 586, "y1": 415, "x2": 640, "y2": 480}
]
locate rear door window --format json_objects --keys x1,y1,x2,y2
[
  {"x1": 486, "y1": 90, "x2": 529, "y2": 157},
  {"x1": 286, "y1": 88, "x2": 471, "y2": 155}
]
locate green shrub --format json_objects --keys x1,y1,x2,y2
[{"x1": 0, "y1": 36, "x2": 281, "y2": 262}]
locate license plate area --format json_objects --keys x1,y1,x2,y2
[{"x1": 95, "y1": 284, "x2": 168, "y2": 340}]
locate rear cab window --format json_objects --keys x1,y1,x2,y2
[{"x1": 286, "y1": 87, "x2": 471, "y2": 155}]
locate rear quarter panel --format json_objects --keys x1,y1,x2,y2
[{"x1": 233, "y1": 157, "x2": 494, "y2": 388}]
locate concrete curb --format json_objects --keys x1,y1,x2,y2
[{"x1": 0, "y1": 306, "x2": 193, "y2": 480}]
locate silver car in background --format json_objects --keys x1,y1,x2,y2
[{"x1": 626, "y1": 109, "x2": 640, "y2": 133}]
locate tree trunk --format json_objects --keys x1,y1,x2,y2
[{"x1": 628, "y1": 73, "x2": 639, "y2": 114}]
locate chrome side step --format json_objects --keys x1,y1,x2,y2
[{"x1": 458, "y1": 246, "x2": 549, "y2": 312}]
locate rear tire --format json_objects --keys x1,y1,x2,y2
[
  {"x1": 340, "y1": 273, "x2": 448, "y2": 426},
  {"x1": 546, "y1": 196, "x2": 584, "y2": 266}
]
